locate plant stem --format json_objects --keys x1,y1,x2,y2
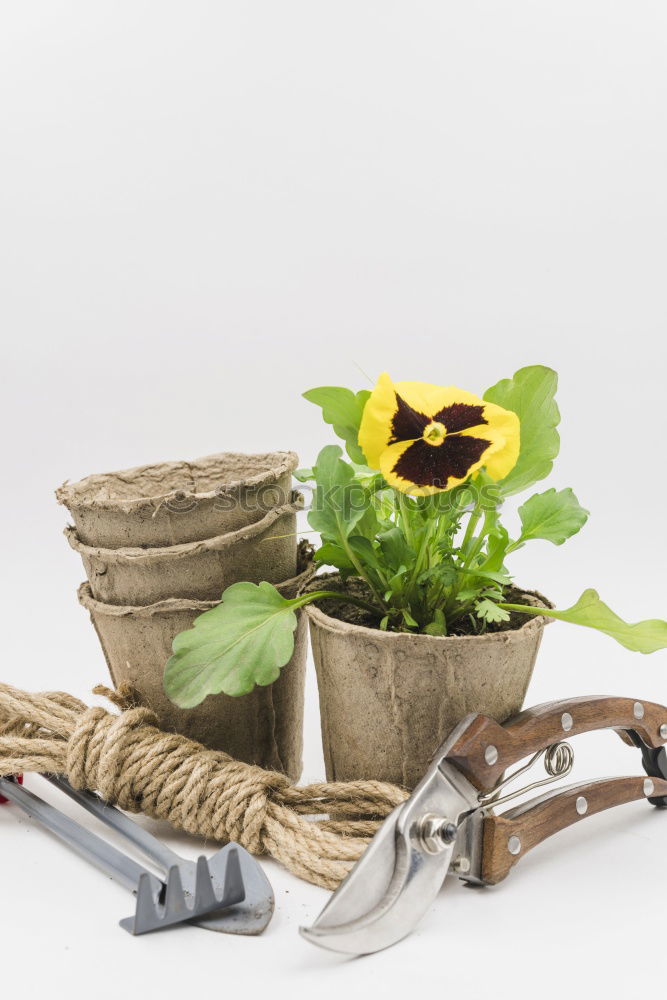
[
  {"x1": 497, "y1": 602, "x2": 545, "y2": 617},
  {"x1": 396, "y1": 490, "x2": 415, "y2": 548},
  {"x1": 338, "y1": 534, "x2": 388, "y2": 609},
  {"x1": 294, "y1": 589, "x2": 385, "y2": 618},
  {"x1": 459, "y1": 502, "x2": 483, "y2": 560}
]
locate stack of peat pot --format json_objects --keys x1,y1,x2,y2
[{"x1": 57, "y1": 452, "x2": 311, "y2": 779}]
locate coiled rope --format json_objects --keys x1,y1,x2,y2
[{"x1": 0, "y1": 682, "x2": 407, "y2": 889}]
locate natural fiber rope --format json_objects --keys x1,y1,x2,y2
[{"x1": 0, "y1": 682, "x2": 408, "y2": 889}]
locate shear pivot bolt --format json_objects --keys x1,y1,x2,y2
[
  {"x1": 484, "y1": 745, "x2": 499, "y2": 766},
  {"x1": 419, "y1": 814, "x2": 457, "y2": 854},
  {"x1": 644, "y1": 779, "x2": 655, "y2": 797},
  {"x1": 633, "y1": 702, "x2": 645, "y2": 720},
  {"x1": 561, "y1": 712, "x2": 573, "y2": 733},
  {"x1": 576, "y1": 796, "x2": 588, "y2": 815},
  {"x1": 507, "y1": 836, "x2": 522, "y2": 856},
  {"x1": 659, "y1": 724, "x2": 667, "y2": 741}
]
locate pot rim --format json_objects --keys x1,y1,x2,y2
[
  {"x1": 77, "y1": 558, "x2": 316, "y2": 618},
  {"x1": 65, "y1": 491, "x2": 303, "y2": 563},
  {"x1": 304, "y1": 584, "x2": 553, "y2": 644},
  {"x1": 56, "y1": 450, "x2": 299, "y2": 513}
]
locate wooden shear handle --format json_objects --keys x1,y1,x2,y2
[
  {"x1": 446, "y1": 696, "x2": 667, "y2": 792},
  {"x1": 480, "y1": 775, "x2": 667, "y2": 885}
]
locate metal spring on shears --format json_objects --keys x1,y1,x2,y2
[{"x1": 478, "y1": 741, "x2": 575, "y2": 810}]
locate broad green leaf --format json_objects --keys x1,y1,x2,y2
[
  {"x1": 350, "y1": 462, "x2": 383, "y2": 491},
  {"x1": 484, "y1": 365, "x2": 560, "y2": 496},
  {"x1": 351, "y1": 501, "x2": 380, "y2": 544},
  {"x1": 517, "y1": 487, "x2": 589, "y2": 546},
  {"x1": 308, "y1": 445, "x2": 369, "y2": 543},
  {"x1": 500, "y1": 589, "x2": 667, "y2": 654},
  {"x1": 348, "y1": 535, "x2": 383, "y2": 572},
  {"x1": 314, "y1": 543, "x2": 355, "y2": 571},
  {"x1": 294, "y1": 466, "x2": 314, "y2": 482},
  {"x1": 378, "y1": 527, "x2": 414, "y2": 573},
  {"x1": 164, "y1": 582, "x2": 301, "y2": 706},
  {"x1": 303, "y1": 386, "x2": 371, "y2": 463}
]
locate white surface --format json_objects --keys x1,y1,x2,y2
[{"x1": 1, "y1": 2, "x2": 665, "y2": 996}]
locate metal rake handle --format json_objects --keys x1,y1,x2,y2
[
  {"x1": 47, "y1": 775, "x2": 181, "y2": 873},
  {"x1": 0, "y1": 776, "x2": 157, "y2": 893}
]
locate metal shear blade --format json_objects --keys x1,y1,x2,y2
[{"x1": 300, "y1": 747, "x2": 480, "y2": 955}]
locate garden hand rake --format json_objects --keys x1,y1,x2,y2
[{"x1": 0, "y1": 774, "x2": 274, "y2": 936}]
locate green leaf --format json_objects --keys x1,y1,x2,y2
[
  {"x1": 424, "y1": 609, "x2": 446, "y2": 636},
  {"x1": 308, "y1": 445, "x2": 369, "y2": 543},
  {"x1": 303, "y1": 386, "x2": 371, "y2": 463},
  {"x1": 164, "y1": 582, "x2": 301, "y2": 706},
  {"x1": 475, "y1": 598, "x2": 511, "y2": 624},
  {"x1": 294, "y1": 466, "x2": 314, "y2": 482},
  {"x1": 500, "y1": 590, "x2": 667, "y2": 654},
  {"x1": 483, "y1": 525, "x2": 510, "y2": 573},
  {"x1": 348, "y1": 535, "x2": 383, "y2": 571},
  {"x1": 417, "y1": 563, "x2": 457, "y2": 589},
  {"x1": 378, "y1": 527, "x2": 414, "y2": 573},
  {"x1": 517, "y1": 487, "x2": 589, "y2": 546},
  {"x1": 313, "y1": 543, "x2": 355, "y2": 572},
  {"x1": 484, "y1": 365, "x2": 560, "y2": 496}
]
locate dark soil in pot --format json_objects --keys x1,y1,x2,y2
[{"x1": 305, "y1": 574, "x2": 545, "y2": 636}]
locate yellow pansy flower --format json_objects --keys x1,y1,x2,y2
[{"x1": 358, "y1": 373, "x2": 520, "y2": 495}]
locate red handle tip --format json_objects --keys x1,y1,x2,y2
[{"x1": 0, "y1": 774, "x2": 23, "y2": 804}]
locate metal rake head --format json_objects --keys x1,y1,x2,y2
[{"x1": 120, "y1": 846, "x2": 245, "y2": 935}]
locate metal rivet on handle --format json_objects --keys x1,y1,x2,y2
[
  {"x1": 561, "y1": 712, "x2": 573, "y2": 733},
  {"x1": 633, "y1": 702, "x2": 645, "y2": 720},
  {"x1": 484, "y1": 745, "x2": 499, "y2": 766},
  {"x1": 507, "y1": 836, "x2": 522, "y2": 856},
  {"x1": 452, "y1": 856, "x2": 471, "y2": 874},
  {"x1": 660, "y1": 724, "x2": 667, "y2": 740},
  {"x1": 576, "y1": 796, "x2": 588, "y2": 815},
  {"x1": 644, "y1": 779, "x2": 655, "y2": 797}
]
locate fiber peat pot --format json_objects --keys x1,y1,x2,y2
[
  {"x1": 78, "y1": 556, "x2": 315, "y2": 781},
  {"x1": 305, "y1": 577, "x2": 552, "y2": 789},
  {"x1": 67, "y1": 492, "x2": 302, "y2": 605},
  {"x1": 56, "y1": 450, "x2": 299, "y2": 548}
]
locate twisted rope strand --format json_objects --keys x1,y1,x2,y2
[{"x1": 0, "y1": 682, "x2": 407, "y2": 889}]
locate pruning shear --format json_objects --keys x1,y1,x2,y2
[{"x1": 301, "y1": 695, "x2": 667, "y2": 955}]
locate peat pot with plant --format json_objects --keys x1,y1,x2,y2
[{"x1": 164, "y1": 366, "x2": 667, "y2": 787}]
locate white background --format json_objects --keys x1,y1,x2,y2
[{"x1": 1, "y1": 2, "x2": 665, "y2": 996}]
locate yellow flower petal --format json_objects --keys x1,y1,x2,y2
[
  {"x1": 391, "y1": 381, "x2": 483, "y2": 416},
  {"x1": 357, "y1": 372, "x2": 401, "y2": 470},
  {"x1": 479, "y1": 402, "x2": 520, "y2": 480}
]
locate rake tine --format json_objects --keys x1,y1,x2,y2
[
  {"x1": 164, "y1": 865, "x2": 189, "y2": 921},
  {"x1": 194, "y1": 856, "x2": 218, "y2": 912},
  {"x1": 121, "y1": 873, "x2": 161, "y2": 935},
  {"x1": 221, "y1": 847, "x2": 245, "y2": 907}
]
